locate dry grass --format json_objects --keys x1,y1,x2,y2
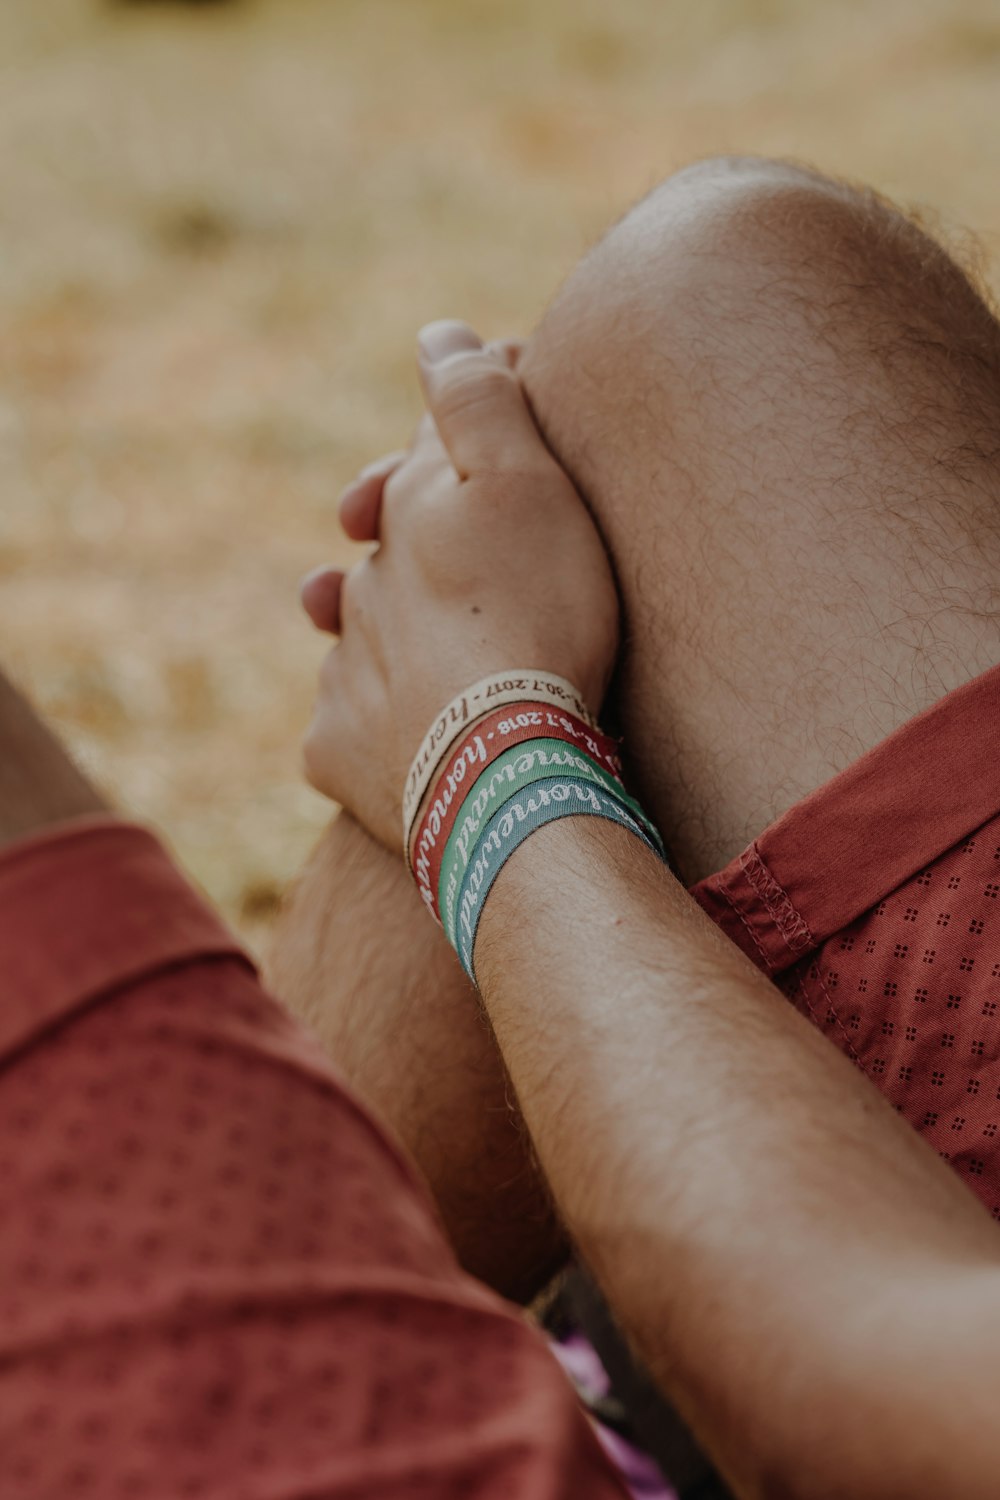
[{"x1": 3, "y1": 0, "x2": 1000, "y2": 946}]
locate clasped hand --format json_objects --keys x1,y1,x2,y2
[{"x1": 300, "y1": 321, "x2": 620, "y2": 852}]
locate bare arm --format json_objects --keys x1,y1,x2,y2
[
  {"x1": 304, "y1": 322, "x2": 1000, "y2": 1498},
  {"x1": 478, "y1": 817, "x2": 1000, "y2": 1499},
  {"x1": 268, "y1": 808, "x2": 565, "y2": 1301}
]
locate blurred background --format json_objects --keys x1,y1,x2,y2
[{"x1": 3, "y1": 0, "x2": 999, "y2": 947}]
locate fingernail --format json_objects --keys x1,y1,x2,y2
[
  {"x1": 418, "y1": 320, "x2": 483, "y2": 364},
  {"x1": 300, "y1": 564, "x2": 331, "y2": 600},
  {"x1": 357, "y1": 458, "x2": 387, "y2": 482},
  {"x1": 484, "y1": 339, "x2": 518, "y2": 369}
]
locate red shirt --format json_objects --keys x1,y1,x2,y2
[
  {"x1": 0, "y1": 818, "x2": 626, "y2": 1499},
  {"x1": 694, "y1": 663, "x2": 1000, "y2": 1210}
]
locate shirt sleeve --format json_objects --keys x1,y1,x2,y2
[{"x1": 0, "y1": 818, "x2": 626, "y2": 1500}]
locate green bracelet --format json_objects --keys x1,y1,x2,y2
[
  {"x1": 439, "y1": 737, "x2": 658, "y2": 947},
  {"x1": 453, "y1": 775, "x2": 663, "y2": 982}
]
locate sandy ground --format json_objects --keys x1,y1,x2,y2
[{"x1": 3, "y1": 0, "x2": 1000, "y2": 947}]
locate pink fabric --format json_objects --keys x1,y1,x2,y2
[{"x1": 551, "y1": 1336, "x2": 677, "y2": 1500}]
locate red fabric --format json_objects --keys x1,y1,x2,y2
[
  {"x1": 0, "y1": 819, "x2": 625, "y2": 1500},
  {"x1": 693, "y1": 662, "x2": 1000, "y2": 1212}
]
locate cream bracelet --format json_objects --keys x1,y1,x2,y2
[{"x1": 401, "y1": 671, "x2": 597, "y2": 853}]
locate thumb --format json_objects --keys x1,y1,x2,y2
[{"x1": 416, "y1": 320, "x2": 548, "y2": 479}]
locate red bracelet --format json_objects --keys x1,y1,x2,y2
[{"x1": 409, "y1": 703, "x2": 622, "y2": 917}]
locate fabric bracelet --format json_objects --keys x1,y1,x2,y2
[
  {"x1": 438, "y1": 742, "x2": 661, "y2": 945},
  {"x1": 452, "y1": 775, "x2": 663, "y2": 982},
  {"x1": 409, "y1": 705, "x2": 624, "y2": 915},
  {"x1": 402, "y1": 671, "x2": 597, "y2": 850}
]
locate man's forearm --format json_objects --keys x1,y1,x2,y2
[
  {"x1": 267, "y1": 812, "x2": 566, "y2": 1302},
  {"x1": 476, "y1": 818, "x2": 1000, "y2": 1499}
]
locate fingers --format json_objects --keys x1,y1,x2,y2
[
  {"x1": 300, "y1": 566, "x2": 345, "y2": 635},
  {"x1": 302, "y1": 647, "x2": 344, "y2": 801},
  {"x1": 485, "y1": 337, "x2": 525, "y2": 372},
  {"x1": 339, "y1": 450, "x2": 407, "y2": 542},
  {"x1": 337, "y1": 330, "x2": 528, "y2": 541},
  {"x1": 312, "y1": 328, "x2": 530, "y2": 632},
  {"x1": 416, "y1": 320, "x2": 549, "y2": 479}
]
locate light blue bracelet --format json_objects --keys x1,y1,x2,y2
[
  {"x1": 452, "y1": 774, "x2": 664, "y2": 983},
  {"x1": 438, "y1": 738, "x2": 663, "y2": 949}
]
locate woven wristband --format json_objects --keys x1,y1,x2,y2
[
  {"x1": 438, "y1": 740, "x2": 663, "y2": 945},
  {"x1": 452, "y1": 776, "x2": 663, "y2": 982},
  {"x1": 401, "y1": 671, "x2": 597, "y2": 851},
  {"x1": 409, "y1": 704, "x2": 624, "y2": 916}
]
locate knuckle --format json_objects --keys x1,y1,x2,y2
[
  {"x1": 470, "y1": 457, "x2": 560, "y2": 505},
  {"x1": 317, "y1": 642, "x2": 345, "y2": 705},
  {"x1": 381, "y1": 467, "x2": 405, "y2": 513},
  {"x1": 381, "y1": 461, "x2": 418, "y2": 516},
  {"x1": 338, "y1": 558, "x2": 371, "y2": 626},
  {"x1": 302, "y1": 719, "x2": 338, "y2": 801},
  {"x1": 382, "y1": 451, "x2": 440, "y2": 512},
  {"x1": 435, "y1": 360, "x2": 516, "y2": 419}
]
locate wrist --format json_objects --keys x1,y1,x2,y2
[
  {"x1": 404, "y1": 671, "x2": 667, "y2": 983},
  {"x1": 402, "y1": 669, "x2": 601, "y2": 848},
  {"x1": 474, "y1": 816, "x2": 670, "y2": 996}
]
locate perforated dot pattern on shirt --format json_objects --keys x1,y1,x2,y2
[
  {"x1": 782, "y1": 817, "x2": 1000, "y2": 1215},
  {"x1": 0, "y1": 957, "x2": 626, "y2": 1500}
]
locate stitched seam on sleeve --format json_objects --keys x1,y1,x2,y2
[
  {"x1": 738, "y1": 844, "x2": 815, "y2": 960},
  {"x1": 734, "y1": 847, "x2": 866, "y2": 1065},
  {"x1": 715, "y1": 881, "x2": 774, "y2": 972}
]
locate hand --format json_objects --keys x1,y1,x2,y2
[{"x1": 300, "y1": 321, "x2": 619, "y2": 852}]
